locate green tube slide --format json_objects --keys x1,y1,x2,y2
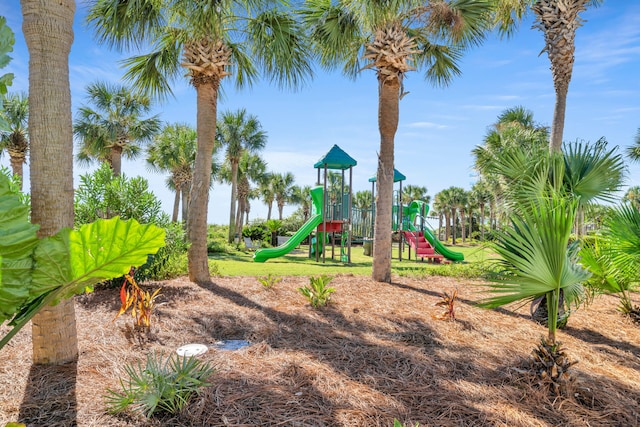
[
  {"x1": 253, "y1": 186, "x2": 324, "y2": 263},
  {"x1": 407, "y1": 200, "x2": 464, "y2": 262}
]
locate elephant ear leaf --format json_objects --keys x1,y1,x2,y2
[
  {"x1": 0, "y1": 174, "x2": 39, "y2": 323},
  {"x1": 1, "y1": 216, "x2": 165, "y2": 349},
  {"x1": 31, "y1": 216, "x2": 166, "y2": 302}
]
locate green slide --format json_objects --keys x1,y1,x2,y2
[
  {"x1": 407, "y1": 200, "x2": 464, "y2": 262},
  {"x1": 254, "y1": 186, "x2": 324, "y2": 263}
]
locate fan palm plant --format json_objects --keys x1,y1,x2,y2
[
  {"x1": 258, "y1": 173, "x2": 276, "y2": 221},
  {"x1": 580, "y1": 224, "x2": 640, "y2": 322},
  {"x1": 146, "y1": 123, "x2": 198, "y2": 223},
  {"x1": 73, "y1": 81, "x2": 161, "y2": 176},
  {"x1": 0, "y1": 92, "x2": 29, "y2": 188},
  {"x1": 273, "y1": 172, "x2": 296, "y2": 221},
  {"x1": 480, "y1": 154, "x2": 590, "y2": 395}
]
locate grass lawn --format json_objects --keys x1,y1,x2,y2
[{"x1": 209, "y1": 242, "x2": 498, "y2": 277}]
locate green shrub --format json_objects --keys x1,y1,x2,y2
[
  {"x1": 137, "y1": 222, "x2": 189, "y2": 281},
  {"x1": 242, "y1": 223, "x2": 268, "y2": 242},
  {"x1": 75, "y1": 163, "x2": 169, "y2": 227},
  {"x1": 298, "y1": 275, "x2": 335, "y2": 308},
  {"x1": 105, "y1": 352, "x2": 214, "y2": 418}
]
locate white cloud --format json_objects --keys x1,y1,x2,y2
[{"x1": 406, "y1": 121, "x2": 448, "y2": 130}]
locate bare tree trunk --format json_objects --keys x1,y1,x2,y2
[
  {"x1": 267, "y1": 203, "x2": 273, "y2": 220},
  {"x1": 187, "y1": 80, "x2": 218, "y2": 283},
  {"x1": 227, "y1": 161, "x2": 238, "y2": 243},
  {"x1": 22, "y1": 0, "x2": 78, "y2": 364},
  {"x1": 372, "y1": 76, "x2": 400, "y2": 283},
  {"x1": 451, "y1": 208, "x2": 457, "y2": 245},
  {"x1": 181, "y1": 182, "x2": 189, "y2": 223},
  {"x1": 172, "y1": 187, "x2": 180, "y2": 223},
  {"x1": 480, "y1": 203, "x2": 485, "y2": 241},
  {"x1": 461, "y1": 210, "x2": 466, "y2": 243},
  {"x1": 9, "y1": 155, "x2": 25, "y2": 189},
  {"x1": 444, "y1": 212, "x2": 450, "y2": 241},
  {"x1": 549, "y1": 84, "x2": 568, "y2": 152}
]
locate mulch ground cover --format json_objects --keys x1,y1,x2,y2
[{"x1": 1, "y1": 274, "x2": 639, "y2": 426}]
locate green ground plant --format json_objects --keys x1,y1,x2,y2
[
  {"x1": 581, "y1": 204, "x2": 640, "y2": 322},
  {"x1": 105, "y1": 352, "x2": 213, "y2": 417},
  {"x1": 257, "y1": 273, "x2": 282, "y2": 289},
  {"x1": 298, "y1": 275, "x2": 335, "y2": 308}
]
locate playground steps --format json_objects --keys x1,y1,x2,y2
[{"x1": 402, "y1": 231, "x2": 444, "y2": 263}]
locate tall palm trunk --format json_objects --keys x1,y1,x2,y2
[
  {"x1": 8, "y1": 148, "x2": 26, "y2": 188},
  {"x1": 277, "y1": 202, "x2": 284, "y2": 220},
  {"x1": 444, "y1": 212, "x2": 450, "y2": 241},
  {"x1": 110, "y1": 144, "x2": 123, "y2": 176},
  {"x1": 181, "y1": 182, "x2": 190, "y2": 223},
  {"x1": 187, "y1": 80, "x2": 219, "y2": 283},
  {"x1": 533, "y1": 0, "x2": 589, "y2": 152},
  {"x1": 228, "y1": 160, "x2": 239, "y2": 243},
  {"x1": 372, "y1": 76, "x2": 400, "y2": 283},
  {"x1": 450, "y1": 208, "x2": 457, "y2": 245},
  {"x1": 480, "y1": 203, "x2": 485, "y2": 241},
  {"x1": 171, "y1": 187, "x2": 180, "y2": 222},
  {"x1": 461, "y1": 209, "x2": 466, "y2": 243},
  {"x1": 22, "y1": 0, "x2": 78, "y2": 364}
]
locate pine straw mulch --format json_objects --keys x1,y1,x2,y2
[{"x1": 1, "y1": 274, "x2": 640, "y2": 427}]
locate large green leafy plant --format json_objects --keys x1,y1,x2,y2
[{"x1": 0, "y1": 173, "x2": 166, "y2": 349}]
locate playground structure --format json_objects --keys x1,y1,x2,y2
[{"x1": 253, "y1": 145, "x2": 463, "y2": 263}]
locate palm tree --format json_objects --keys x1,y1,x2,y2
[
  {"x1": 146, "y1": 123, "x2": 198, "y2": 223},
  {"x1": 303, "y1": 0, "x2": 497, "y2": 282},
  {"x1": 291, "y1": 185, "x2": 313, "y2": 221},
  {"x1": 402, "y1": 184, "x2": 429, "y2": 204},
  {"x1": 474, "y1": 106, "x2": 548, "y2": 179},
  {"x1": 88, "y1": 0, "x2": 312, "y2": 283},
  {"x1": 235, "y1": 153, "x2": 267, "y2": 235},
  {"x1": 434, "y1": 189, "x2": 452, "y2": 242},
  {"x1": 258, "y1": 173, "x2": 276, "y2": 221},
  {"x1": 529, "y1": 0, "x2": 599, "y2": 151},
  {"x1": 471, "y1": 179, "x2": 492, "y2": 241},
  {"x1": 219, "y1": 152, "x2": 267, "y2": 238},
  {"x1": 73, "y1": 81, "x2": 161, "y2": 176},
  {"x1": 623, "y1": 186, "x2": 640, "y2": 211},
  {"x1": 449, "y1": 187, "x2": 467, "y2": 245},
  {"x1": 22, "y1": 0, "x2": 77, "y2": 364},
  {"x1": 625, "y1": 128, "x2": 640, "y2": 162},
  {"x1": 217, "y1": 109, "x2": 267, "y2": 243},
  {"x1": 0, "y1": 92, "x2": 29, "y2": 188},
  {"x1": 273, "y1": 172, "x2": 296, "y2": 220}
]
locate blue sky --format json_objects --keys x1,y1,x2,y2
[{"x1": 2, "y1": 1, "x2": 640, "y2": 224}]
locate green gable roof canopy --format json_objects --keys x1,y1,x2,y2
[
  {"x1": 368, "y1": 168, "x2": 406, "y2": 183},
  {"x1": 314, "y1": 144, "x2": 357, "y2": 170}
]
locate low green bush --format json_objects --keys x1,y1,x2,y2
[{"x1": 105, "y1": 352, "x2": 214, "y2": 418}]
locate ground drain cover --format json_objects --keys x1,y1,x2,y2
[{"x1": 211, "y1": 339, "x2": 251, "y2": 351}]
